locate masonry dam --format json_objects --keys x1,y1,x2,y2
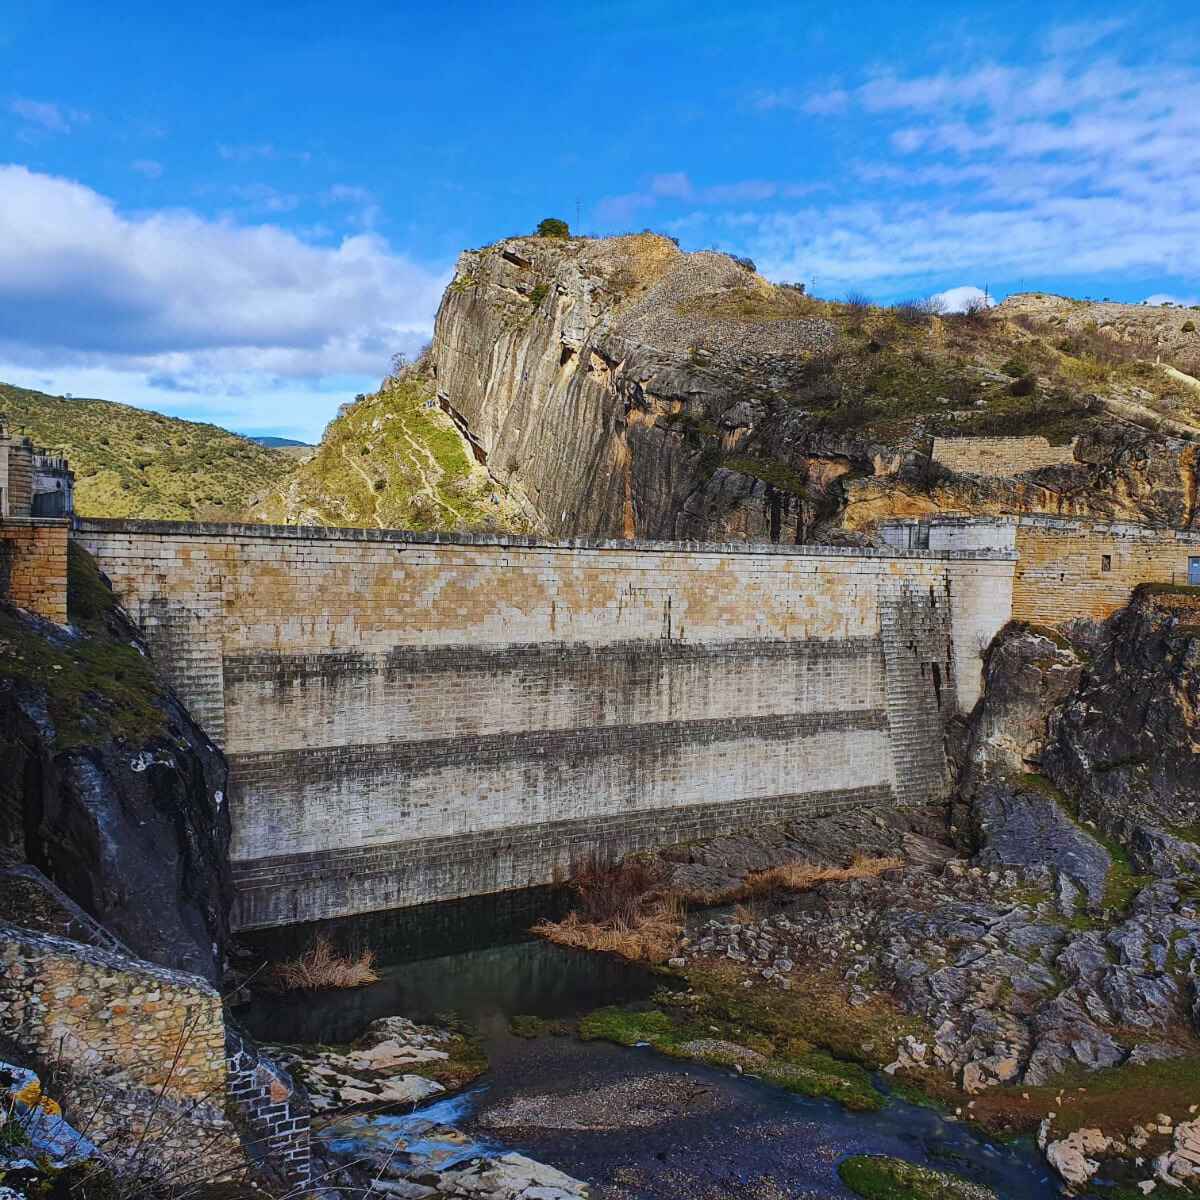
[{"x1": 65, "y1": 517, "x2": 1025, "y2": 931}]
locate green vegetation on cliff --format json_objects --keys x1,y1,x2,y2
[
  {"x1": 250, "y1": 366, "x2": 535, "y2": 533},
  {"x1": 0, "y1": 381, "x2": 292, "y2": 520}
]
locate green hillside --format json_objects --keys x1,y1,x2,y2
[
  {"x1": 0, "y1": 382, "x2": 294, "y2": 520},
  {"x1": 249, "y1": 365, "x2": 537, "y2": 533}
]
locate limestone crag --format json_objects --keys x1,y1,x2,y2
[
  {"x1": 434, "y1": 234, "x2": 886, "y2": 542},
  {"x1": 684, "y1": 858, "x2": 1199, "y2": 1091}
]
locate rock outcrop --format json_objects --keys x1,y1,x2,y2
[
  {"x1": 1043, "y1": 588, "x2": 1200, "y2": 869},
  {"x1": 0, "y1": 546, "x2": 231, "y2": 981},
  {"x1": 431, "y1": 235, "x2": 1200, "y2": 543}
]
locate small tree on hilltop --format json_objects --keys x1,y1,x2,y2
[{"x1": 535, "y1": 217, "x2": 570, "y2": 239}]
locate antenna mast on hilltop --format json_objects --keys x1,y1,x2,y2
[{"x1": 575, "y1": 197, "x2": 581, "y2": 229}]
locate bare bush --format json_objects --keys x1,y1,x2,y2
[
  {"x1": 844, "y1": 290, "x2": 872, "y2": 311},
  {"x1": 892, "y1": 297, "x2": 945, "y2": 324},
  {"x1": 534, "y1": 852, "x2": 683, "y2": 963},
  {"x1": 569, "y1": 851, "x2": 668, "y2": 925},
  {"x1": 270, "y1": 936, "x2": 379, "y2": 991}
]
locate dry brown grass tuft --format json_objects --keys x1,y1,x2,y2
[
  {"x1": 270, "y1": 935, "x2": 380, "y2": 991},
  {"x1": 676, "y1": 854, "x2": 905, "y2": 906},
  {"x1": 533, "y1": 894, "x2": 684, "y2": 964},
  {"x1": 748, "y1": 855, "x2": 904, "y2": 893}
]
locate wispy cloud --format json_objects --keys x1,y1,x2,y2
[
  {"x1": 706, "y1": 32, "x2": 1200, "y2": 294},
  {"x1": 597, "y1": 172, "x2": 821, "y2": 224},
  {"x1": 8, "y1": 97, "x2": 89, "y2": 137},
  {"x1": 217, "y1": 142, "x2": 312, "y2": 164},
  {"x1": 131, "y1": 159, "x2": 163, "y2": 179},
  {"x1": 229, "y1": 182, "x2": 300, "y2": 213}
]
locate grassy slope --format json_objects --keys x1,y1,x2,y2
[
  {"x1": 674, "y1": 284, "x2": 1200, "y2": 465},
  {"x1": 0, "y1": 381, "x2": 293, "y2": 520},
  {"x1": 250, "y1": 370, "x2": 536, "y2": 533}
]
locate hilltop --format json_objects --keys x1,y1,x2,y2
[
  {"x1": 0, "y1": 381, "x2": 294, "y2": 521},
  {"x1": 432, "y1": 233, "x2": 1200, "y2": 542}
]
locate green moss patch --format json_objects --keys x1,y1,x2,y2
[
  {"x1": 968, "y1": 1054, "x2": 1200, "y2": 1141},
  {"x1": 838, "y1": 1156, "x2": 997, "y2": 1200},
  {"x1": 724, "y1": 456, "x2": 809, "y2": 494},
  {"x1": 579, "y1": 983, "x2": 888, "y2": 1112},
  {"x1": 509, "y1": 1014, "x2": 575, "y2": 1039}
]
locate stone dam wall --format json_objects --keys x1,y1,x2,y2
[{"x1": 74, "y1": 519, "x2": 1015, "y2": 929}]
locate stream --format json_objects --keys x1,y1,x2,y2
[{"x1": 238, "y1": 899, "x2": 1060, "y2": 1200}]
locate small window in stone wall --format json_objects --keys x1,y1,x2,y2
[
  {"x1": 1101, "y1": 554, "x2": 1112, "y2": 572},
  {"x1": 1190, "y1": 557, "x2": 1200, "y2": 586}
]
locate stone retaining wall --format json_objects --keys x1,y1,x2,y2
[
  {"x1": 932, "y1": 435, "x2": 1077, "y2": 476},
  {"x1": 1013, "y1": 517, "x2": 1200, "y2": 626},
  {"x1": 0, "y1": 923, "x2": 242, "y2": 1176}
]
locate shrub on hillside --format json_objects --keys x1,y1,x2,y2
[
  {"x1": 892, "y1": 297, "x2": 945, "y2": 324},
  {"x1": 535, "y1": 217, "x2": 570, "y2": 238}
]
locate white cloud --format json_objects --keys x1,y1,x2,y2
[
  {"x1": 8, "y1": 97, "x2": 88, "y2": 136},
  {"x1": 131, "y1": 159, "x2": 163, "y2": 179},
  {"x1": 722, "y1": 38, "x2": 1200, "y2": 295},
  {"x1": 0, "y1": 164, "x2": 448, "y2": 438},
  {"x1": 1143, "y1": 293, "x2": 1200, "y2": 308},
  {"x1": 931, "y1": 285, "x2": 996, "y2": 313}
]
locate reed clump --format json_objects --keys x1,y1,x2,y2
[
  {"x1": 678, "y1": 854, "x2": 905, "y2": 905},
  {"x1": 533, "y1": 852, "x2": 684, "y2": 963},
  {"x1": 270, "y1": 935, "x2": 379, "y2": 990}
]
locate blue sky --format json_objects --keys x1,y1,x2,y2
[{"x1": 2, "y1": 0, "x2": 1198, "y2": 441}]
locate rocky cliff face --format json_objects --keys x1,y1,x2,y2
[
  {"x1": 0, "y1": 546, "x2": 231, "y2": 981},
  {"x1": 1042, "y1": 587, "x2": 1200, "y2": 877},
  {"x1": 432, "y1": 235, "x2": 1200, "y2": 543}
]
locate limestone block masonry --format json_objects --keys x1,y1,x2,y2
[
  {"x1": 931, "y1": 435, "x2": 1078, "y2": 477},
  {"x1": 74, "y1": 520, "x2": 1016, "y2": 928},
  {"x1": 0, "y1": 517, "x2": 68, "y2": 623},
  {"x1": 0, "y1": 923, "x2": 243, "y2": 1177}
]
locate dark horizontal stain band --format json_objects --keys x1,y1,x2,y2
[
  {"x1": 227, "y1": 708, "x2": 889, "y2": 787},
  {"x1": 222, "y1": 636, "x2": 882, "y2": 686},
  {"x1": 230, "y1": 783, "x2": 896, "y2": 891}
]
